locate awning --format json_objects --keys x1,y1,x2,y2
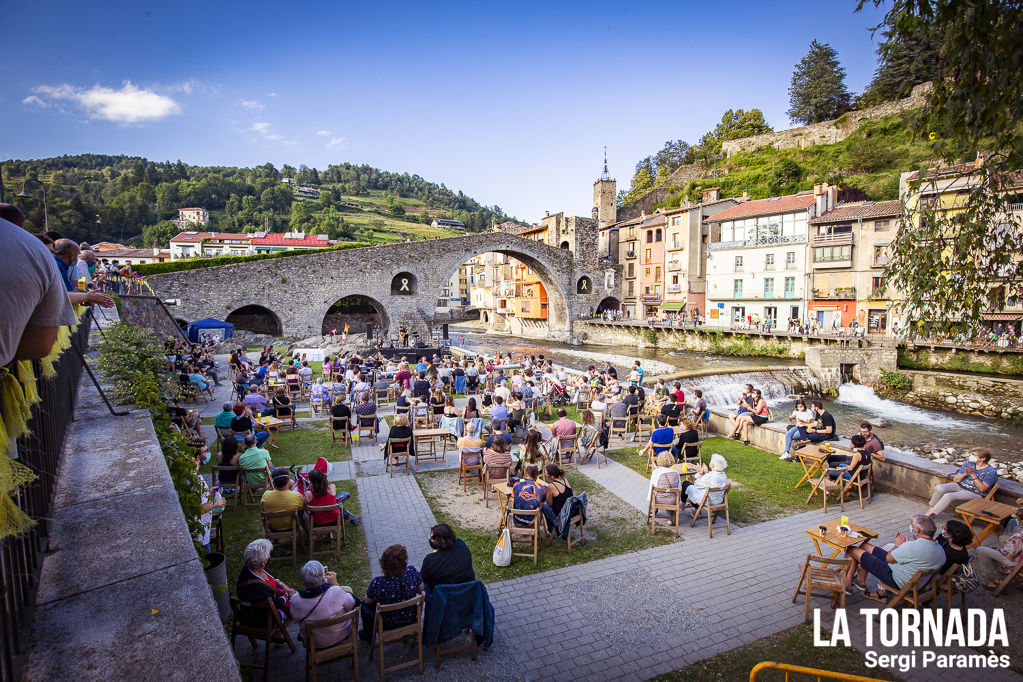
[
  {"x1": 981, "y1": 312, "x2": 1023, "y2": 320},
  {"x1": 660, "y1": 301, "x2": 687, "y2": 310}
]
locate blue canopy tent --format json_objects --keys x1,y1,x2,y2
[{"x1": 186, "y1": 318, "x2": 235, "y2": 344}]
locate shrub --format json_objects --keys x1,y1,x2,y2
[
  {"x1": 879, "y1": 369, "x2": 912, "y2": 391},
  {"x1": 134, "y1": 242, "x2": 373, "y2": 276}
]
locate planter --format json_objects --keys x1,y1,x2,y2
[{"x1": 204, "y1": 551, "x2": 230, "y2": 623}]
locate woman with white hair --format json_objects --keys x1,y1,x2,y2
[
  {"x1": 289, "y1": 560, "x2": 358, "y2": 647},
  {"x1": 236, "y1": 538, "x2": 297, "y2": 631},
  {"x1": 647, "y1": 451, "x2": 682, "y2": 506},
  {"x1": 681, "y1": 453, "x2": 729, "y2": 507},
  {"x1": 310, "y1": 376, "x2": 330, "y2": 406}
]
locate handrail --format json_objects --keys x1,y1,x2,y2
[{"x1": 750, "y1": 661, "x2": 886, "y2": 682}]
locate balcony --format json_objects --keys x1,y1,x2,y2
[
  {"x1": 708, "y1": 234, "x2": 807, "y2": 251},
  {"x1": 812, "y1": 287, "x2": 856, "y2": 300},
  {"x1": 873, "y1": 256, "x2": 890, "y2": 267},
  {"x1": 666, "y1": 284, "x2": 683, "y2": 294},
  {"x1": 813, "y1": 232, "x2": 853, "y2": 245},
  {"x1": 1010, "y1": 201, "x2": 1023, "y2": 212},
  {"x1": 641, "y1": 292, "x2": 663, "y2": 302}
]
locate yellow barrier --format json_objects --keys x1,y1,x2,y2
[{"x1": 750, "y1": 661, "x2": 886, "y2": 682}]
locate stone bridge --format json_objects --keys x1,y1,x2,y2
[{"x1": 146, "y1": 232, "x2": 621, "y2": 343}]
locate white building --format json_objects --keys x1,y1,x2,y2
[
  {"x1": 177, "y1": 207, "x2": 209, "y2": 225},
  {"x1": 704, "y1": 184, "x2": 836, "y2": 329}
]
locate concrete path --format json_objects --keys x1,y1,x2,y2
[{"x1": 576, "y1": 454, "x2": 651, "y2": 514}]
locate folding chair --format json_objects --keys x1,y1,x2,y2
[
  {"x1": 648, "y1": 484, "x2": 682, "y2": 537},
  {"x1": 878, "y1": 569, "x2": 941, "y2": 609},
  {"x1": 303, "y1": 608, "x2": 360, "y2": 682},
  {"x1": 230, "y1": 596, "x2": 296, "y2": 680},
  {"x1": 386, "y1": 437, "x2": 412, "y2": 477},
  {"x1": 503, "y1": 506, "x2": 543, "y2": 565},
  {"x1": 375, "y1": 387, "x2": 390, "y2": 404},
  {"x1": 331, "y1": 416, "x2": 350, "y2": 446},
  {"x1": 930, "y1": 564, "x2": 968, "y2": 610},
  {"x1": 241, "y1": 466, "x2": 271, "y2": 508},
  {"x1": 369, "y1": 593, "x2": 425, "y2": 681},
  {"x1": 679, "y1": 440, "x2": 703, "y2": 466},
  {"x1": 459, "y1": 447, "x2": 484, "y2": 492},
  {"x1": 357, "y1": 415, "x2": 377, "y2": 442},
  {"x1": 635, "y1": 415, "x2": 653, "y2": 444},
  {"x1": 306, "y1": 503, "x2": 346, "y2": 559},
  {"x1": 275, "y1": 404, "x2": 296, "y2": 431},
  {"x1": 609, "y1": 417, "x2": 628, "y2": 444},
  {"x1": 261, "y1": 509, "x2": 302, "y2": 567},
  {"x1": 689, "y1": 483, "x2": 731, "y2": 538},
  {"x1": 555, "y1": 432, "x2": 578, "y2": 468},
  {"x1": 792, "y1": 554, "x2": 852, "y2": 623},
  {"x1": 212, "y1": 465, "x2": 242, "y2": 511},
  {"x1": 483, "y1": 464, "x2": 509, "y2": 508}
]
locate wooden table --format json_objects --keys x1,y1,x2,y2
[
  {"x1": 956, "y1": 497, "x2": 1018, "y2": 548},
  {"x1": 806, "y1": 518, "x2": 878, "y2": 559},
  {"x1": 412, "y1": 428, "x2": 451, "y2": 470},
  {"x1": 255, "y1": 416, "x2": 285, "y2": 449},
  {"x1": 793, "y1": 444, "x2": 833, "y2": 492},
  {"x1": 493, "y1": 482, "x2": 513, "y2": 531}
]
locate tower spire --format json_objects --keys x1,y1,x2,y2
[{"x1": 600, "y1": 146, "x2": 611, "y2": 180}]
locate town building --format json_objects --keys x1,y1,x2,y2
[
  {"x1": 704, "y1": 184, "x2": 837, "y2": 329},
  {"x1": 808, "y1": 200, "x2": 903, "y2": 332},
  {"x1": 638, "y1": 214, "x2": 666, "y2": 317},
  {"x1": 177, "y1": 207, "x2": 209, "y2": 226},
  {"x1": 432, "y1": 218, "x2": 466, "y2": 230},
  {"x1": 615, "y1": 215, "x2": 644, "y2": 318},
  {"x1": 249, "y1": 231, "x2": 332, "y2": 253},
  {"x1": 435, "y1": 265, "x2": 473, "y2": 318},
  {"x1": 294, "y1": 186, "x2": 320, "y2": 199},
  {"x1": 168, "y1": 232, "x2": 252, "y2": 259}
]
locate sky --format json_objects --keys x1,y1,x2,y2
[{"x1": 1, "y1": 0, "x2": 889, "y2": 223}]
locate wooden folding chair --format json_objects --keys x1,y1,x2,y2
[
  {"x1": 578, "y1": 438, "x2": 606, "y2": 468},
  {"x1": 241, "y1": 466, "x2": 271, "y2": 508},
  {"x1": 575, "y1": 389, "x2": 591, "y2": 410},
  {"x1": 555, "y1": 432, "x2": 578, "y2": 468},
  {"x1": 503, "y1": 506, "x2": 543, "y2": 565},
  {"x1": 647, "y1": 485, "x2": 682, "y2": 537},
  {"x1": 309, "y1": 393, "x2": 326, "y2": 417},
  {"x1": 878, "y1": 569, "x2": 941, "y2": 609},
  {"x1": 212, "y1": 465, "x2": 242, "y2": 511},
  {"x1": 689, "y1": 484, "x2": 731, "y2": 538},
  {"x1": 261, "y1": 509, "x2": 301, "y2": 567},
  {"x1": 993, "y1": 555, "x2": 1023, "y2": 597},
  {"x1": 562, "y1": 497, "x2": 586, "y2": 553},
  {"x1": 375, "y1": 387, "x2": 390, "y2": 404},
  {"x1": 304, "y1": 608, "x2": 360, "y2": 682},
  {"x1": 395, "y1": 403, "x2": 410, "y2": 420},
  {"x1": 680, "y1": 440, "x2": 703, "y2": 466},
  {"x1": 275, "y1": 404, "x2": 296, "y2": 431},
  {"x1": 230, "y1": 596, "x2": 296, "y2": 679},
  {"x1": 357, "y1": 415, "x2": 377, "y2": 442},
  {"x1": 609, "y1": 417, "x2": 628, "y2": 444},
  {"x1": 813, "y1": 464, "x2": 869, "y2": 513},
  {"x1": 791, "y1": 554, "x2": 852, "y2": 623},
  {"x1": 458, "y1": 447, "x2": 484, "y2": 492},
  {"x1": 386, "y1": 437, "x2": 412, "y2": 477},
  {"x1": 929, "y1": 564, "x2": 968, "y2": 610},
  {"x1": 306, "y1": 504, "x2": 346, "y2": 559},
  {"x1": 483, "y1": 464, "x2": 509, "y2": 508},
  {"x1": 331, "y1": 416, "x2": 350, "y2": 446},
  {"x1": 369, "y1": 593, "x2": 425, "y2": 681},
  {"x1": 635, "y1": 415, "x2": 653, "y2": 444}
]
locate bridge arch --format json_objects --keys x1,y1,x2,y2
[
  {"x1": 595, "y1": 296, "x2": 621, "y2": 314},
  {"x1": 321, "y1": 294, "x2": 390, "y2": 337},
  {"x1": 225, "y1": 304, "x2": 283, "y2": 336}
]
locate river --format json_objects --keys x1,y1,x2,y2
[{"x1": 453, "y1": 327, "x2": 1023, "y2": 462}]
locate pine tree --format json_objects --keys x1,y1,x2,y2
[
  {"x1": 787, "y1": 40, "x2": 851, "y2": 125},
  {"x1": 860, "y1": 25, "x2": 943, "y2": 105}
]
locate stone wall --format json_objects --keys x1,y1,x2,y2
[
  {"x1": 804, "y1": 346, "x2": 897, "y2": 388},
  {"x1": 878, "y1": 369, "x2": 1023, "y2": 424},
  {"x1": 618, "y1": 188, "x2": 673, "y2": 221},
  {"x1": 899, "y1": 345, "x2": 1023, "y2": 378},
  {"x1": 117, "y1": 294, "x2": 187, "y2": 341},
  {"x1": 721, "y1": 83, "x2": 932, "y2": 157}
]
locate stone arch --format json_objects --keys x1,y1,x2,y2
[
  {"x1": 225, "y1": 304, "x2": 283, "y2": 336},
  {"x1": 576, "y1": 276, "x2": 592, "y2": 294},
  {"x1": 481, "y1": 311, "x2": 490, "y2": 324},
  {"x1": 321, "y1": 294, "x2": 391, "y2": 336},
  {"x1": 391, "y1": 272, "x2": 418, "y2": 296},
  {"x1": 596, "y1": 296, "x2": 621, "y2": 314},
  {"x1": 559, "y1": 241, "x2": 570, "y2": 250}
]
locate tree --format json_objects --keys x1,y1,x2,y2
[
  {"x1": 623, "y1": 165, "x2": 655, "y2": 204},
  {"x1": 691, "y1": 109, "x2": 773, "y2": 160},
  {"x1": 860, "y1": 24, "x2": 943, "y2": 105},
  {"x1": 390, "y1": 203, "x2": 406, "y2": 216},
  {"x1": 859, "y1": 0, "x2": 1023, "y2": 338},
  {"x1": 787, "y1": 40, "x2": 851, "y2": 124},
  {"x1": 653, "y1": 140, "x2": 691, "y2": 179},
  {"x1": 141, "y1": 220, "x2": 179, "y2": 248},
  {"x1": 289, "y1": 201, "x2": 315, "y2": 231}
]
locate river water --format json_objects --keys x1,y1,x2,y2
[{"x1": 454, "y1": 328, "x2": 1023, "y2": 462}]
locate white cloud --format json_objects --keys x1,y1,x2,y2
[
  {"x1": 266, "y1": 92, "x2": 277, "y2": 97},
  {"x1": 239, "y1": 98, "x2": 264, "y2": 110},
  {"x1": 316, "y1": 130, "x2": 330, "y2": 136},
  {"x1": 248, "y1": 121, "x2": 293, "y2": 145},
  {"x1": 30, "y1": 81, "x2": 181, "y2": 123},
  {"x1": 22, "y1": 95, "x2": 48, "y2": 107},
  {"x1": 325, "y1": 136, "x2": 347, "y2": 150}
]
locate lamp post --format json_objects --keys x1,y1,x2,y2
[{"x1": 17, "y1": 180, "x2": 48, "y2": 230}]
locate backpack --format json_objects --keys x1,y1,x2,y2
[{"x1": 951, "y1": 562, "x2": 979, "y2": 593}]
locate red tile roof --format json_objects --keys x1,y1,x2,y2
[
  {"x1": 250, "y1": 234, "x2": 332, "y2": 246},
  {"x1": 810, "y1": 200, "x2": 903, "y2": 224},
  {"x1": 705, "y1": 194, "x2": 817, "y2": 222},
  {"x1": 170, "y1": 232, "x2": 249, "y2": 243}
]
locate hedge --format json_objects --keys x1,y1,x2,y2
[{"x1": 134, "y1": 242, "x2": 374, "y2": 275}]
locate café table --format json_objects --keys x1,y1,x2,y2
[
  {"x1": 255, "y1": 415, "x2": 285, "y2": 449},
  {"x1": 793, "y1": 444, "x2": 832, "y2": 492},
  {"x1": 805, "y1": 518, "x2": 878, "y2": 559},
  {"x1": 955, "y1": 497, "x2": 1018, "y2": 548},
  {"x1": 412, "y1": 427, "x2": 452, "y2": 470}
]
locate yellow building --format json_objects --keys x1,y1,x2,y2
[{"x1": 510, "y1": 262, "x2": 548, "y2": 319}]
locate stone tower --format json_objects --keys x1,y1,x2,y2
[{"x1": 592, "y1": 147, "x2": 617, "y2": 227}]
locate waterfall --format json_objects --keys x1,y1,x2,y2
[
  {"x1": 835, "y1": 382, "x2": 981, "y2": 429},
  {"x1": 684, "y1": 368, "x2": 820, "y2": 408}
]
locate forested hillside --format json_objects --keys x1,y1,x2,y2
[{"x1": 1, "y1": 155, "x2": 519, "y2": 245}]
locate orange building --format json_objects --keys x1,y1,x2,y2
[{"x1": 510, "y1": 262, "x2": 548, "y2": 319}]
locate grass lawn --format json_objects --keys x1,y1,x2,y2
[
  {"x1": 268, "y1": 425, "x2": 351, "y2": 465},
  {"x1": 652, "y1": 622, "x2": 899, "y2": 681},
  {"x1": 218, "y1": 479, "x2": 372, "y2": 597},
  {"x1": 415, "y1": 467, "x2": 677, "y2": 584},
  {"x1": 606, "y1": 436, "x2": 810, "y2": 524}
]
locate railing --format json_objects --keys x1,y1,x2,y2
[
  {"x1": 667, "y1": 260, "x2": 682, "y2": 271},
  {"x1": 750, "y1": 661, "x2": 885, "y2": 681},
  {"x1": 0, "y1": 309, "x2": 90, "y2": 682},
  {"x1": 811, "y1": 287, "x2": 857, "y2": 300},
  {"x1": 641, "y1": 293, "x2": 662, "y2": 302},
  {"x1": 708, "y1": 234, "x2": 807, "y2": 251},
  {"x1": 1009, "y1": 201, "x2": 1023, "y2": 212},
  {"x1": 812, "y1": 232, "x2": 853, "y2": 244}
]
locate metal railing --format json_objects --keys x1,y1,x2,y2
[
  {"x1": 812, "y1": 232, "x2": 853, "y2": 244},
  {"x1": 0, "y1": 309, "x2": 91, "y2": 682},
  {"x1": 750, "y1": 661, "x2": 885, "y2": 681}
]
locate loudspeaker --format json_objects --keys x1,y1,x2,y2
[
  {"x1": 366, "y1": 323, "x2": 373, "y2": 340},
  {"x1": 442, "y1": 323, "x2": 449, "y2": 340}
]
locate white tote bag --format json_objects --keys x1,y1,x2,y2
[{"x1": 492, "y1": 527, "x2": 512, "y2": 566}]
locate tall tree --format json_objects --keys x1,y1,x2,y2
[
  {"x1": 653, "y1": 140, "x2": 691, "y2": 180},
  {"x1": 860, "y1": 24, "x2": 943, "y2": 105},
  {"x1": 787, "y1": 40, "x2": 851, "y2": 124},
  {"x1": 859, "y1": 0, "x2": 1023, "y2": 338},
  {"x1": 691, "y1": 109, "x2": 773, "y2": 160}
]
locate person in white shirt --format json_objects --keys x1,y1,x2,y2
[{"x1": 780, "y1": 398, "x2": 815, "y2": 460}]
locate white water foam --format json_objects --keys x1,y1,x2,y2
[
  {"x1": 554, "y1": 348, "x2": 676, "y2": 376},
  {"x1": 835, "y1": 383, "x2": 980, "y2": 430}
]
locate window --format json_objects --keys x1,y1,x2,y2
[
  {"x1": 784, "y1": 277, "x2": 795, "y2": 297},
  {"x1": 627, "y1": 263, "x2": 635, "y2": 278},
  {"x1": 646, "y1": 230, "x2": 653, "y2": 243},
  {"x1": 733, "y1": 279, "x2": 743, "y2": 297},
  {"x1": 672, "y1": 234, "x2": 680, "y2": 249},
  {"x1": 644, "y1": 286, "x2": 650, "y2": 294},
  {"x1": 871, "y1": 276, "x2": 884, "y2": 298},
  {"x1": 873, "y1": 244, "x2": 890, "y2": 266},
  {"x1": 734, "y1": 256, "x2": 744, "y2": 271},
  {"x1": 671, "y1": 274, "x2": 679, "y2": 285},
  {"x1": 645, "y1": 267, "x2": 651, "y2": 277},
  {"x1": 785, "y1": 251, "x2": 796, "y2": 269},
  {"x1": 814, "y1": 245, "x2": 852, "y2": 262},
  {"x1": 521, "y1": 301, "x2": 530, "y2": 313},
  {"x1": 874, "y1": 219, "x2": 891, "y2": 232},
  {"x1": 764, "y1": 278, "x2": 775, "y2": 298},
  {"x1": 645, "y1": 248, "x2": 652, "y2": 261},
  {"x1": 629, "y1": 227, "x2": 635, "y2": 238},
  {"x1": 655, "y1": 228, "x2": 662, "y2": 242},
  {"x1": 628, "y1": 281, "x2": 635, "y2": 295},
  {"x1": 765, "y1": 253, "x2": 775, "y2": 270},
  {"x1": 655, "y1": 266, "x2": 661, "y2": 280}
]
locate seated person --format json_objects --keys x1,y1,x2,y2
[
  {"x1": 395, "y1": 389, "x2": 412, "y2": 410},
  {"x1": 512, "y1": 464, "x2": 546, "y2": 526},
  {"x1": 214, "y1": 402, "x2": 235, "y2": 430},
  {"x1": 354, "y1": 392, "x2": 379, "y2": 436},
  {"x1": 578, "y1": 410, "x2": 600, "y2": 461},
  {"x1": 681, "y1": 454, "x2": 728, "y2": 507},
  {"x1": 290, "y1": 560, "x2": 358, "y2": 648},
  {"x1": 844, "y1": 514, "x2": 947, "y2": 602},
  {"x1": 542, "y1": 464, "x2": 573, "y2": 533},
  {"x1": 383, "y1": 413, "x2": 413, "y2": 457},
  {"x1": 442, "y1": 396, "x2": 460, "y2": 418},
  {"x1": 421, "y1": 523, "x2": 475, "y2": 590},
  {"x1": 926, "y1": 447, "x2": 998, "y2": 517},
  {"x1": 607, "y1": 399, "x2": 628, "y2": 430},
  {"x1": 507, "y1": 392, "x2": 526, "y2": 430},
  {"x1": 216, "y1": 437, "x2": 240, "y2": 487},
  {"x1": 648, "y1": 451, "x2": 682, "y2": 508},
  {"x1": 549, "y1": 407, "x2": 578, "y2": 439},
  {"x1": 622, "y1": 385, "x2": 640, "y2": 415},
  {"x1": 484, "y1": 437, "x2": 512, "y2": 481},
  {"x1": 298, "y1": 361, "x2": 314, "y2": 384},
  {"x1": 514, "y1": 429, "x2": 546, "y2": 475},
  {"x1": 672, "y1": 418, "x2": 701, "y2": 461},
  {"x1": 359, "y1": 544, "x2": 424, "y2": 642},
  {"x1": 310, "y1": 377, "x2": 330, "y2": 405},
  {"x1": 797, "y1": 400, "x2": 838, "y2": 443},
  {"x1": 412, "y1": 372, "x2": 432, "y2": 400},
  {"x1": 429, "y1": 388, "x2": 446, "y2": 418},
  {"x1": 168, "y1": 398, "x2": 203, "y2": 435},
  {"x1": 485, "y1": 420, "x2": 509, "y2": 450},
  {"x1": 243, "y1": 385, "x2": 269, "y2": 416},
  {"x1": 331, "y1": 395, "x2": 352, "y2": 429},
  {"x1": 238, "y1": 435, "x2": 273, "y2": 484},
  {"x1": 826, "y1": 435, "x2": 873, "y2": 479},
  {"x1": 237, "y1": 538, "x2": 296, "y2": 630},
  {"x1": 973, "y1": 502, "x2": 1023, "y2": 589},
  {"x1": 489, "y1": 396, "x2": 509, "y2": 423},
  {"x1": 780, "y1": 398, "x2": 814, "y2": 459},
  {"x1": 188, "y1": 368, "x2": 210, "y2": 392},
  {"x1": 691, "y1": 389, "x2": 708, "y2": 426},
  {"x1": 231, "y1": 403, "x2": 270, "y2": 447},
  {"x1": 261, "y1": 468, "x2": 306, "y2": 530},
  {"x1": 271, "y1": 387, "x2": 295, "y2": 422},
  {"x1": 726, "y1": 389, "x2": 769, "y2": 445},
  {"x1": 936, "y1": 519, "x2": 974, "y2": 574},
  {"x1": 660, "y1": 393, "x2": 682, "y2": 422},
  {"x1": 641, "y1": 414, "x2": 675, "y2": 460},
  {"x1": 588, "y1": 390, "x2": 606, "y2": 415},
  {"x1": 457, "y1": 420, "x2": 484, "y2": 452},
  {"x1": 304, "y1": 467, "x2": 361, "y2": 525}
]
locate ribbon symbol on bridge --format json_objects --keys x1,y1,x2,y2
[{"x1": 399, "y1": 278, "x2": 410, "y2": 292}]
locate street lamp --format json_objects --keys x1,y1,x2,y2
[{"x1": 18, "y1": 180, "x2": 48, "y2": 230}]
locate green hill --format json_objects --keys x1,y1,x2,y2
[
  {"x1": 641, "y1": 112, "x2": 936, "y2": 210},
  {"x1": 1, "y1": 155, "x2": 522, "y2": 245}
]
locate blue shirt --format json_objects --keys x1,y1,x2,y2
[
  {"x1": 650, "y1": 426, "x2": 674, "y2": 454},
  {"x1": 54, "y1": 255, "x2": 75, "y2": 291},
  {"x1": 955, "y1": 463, "x2": 998, "y2": 495}
]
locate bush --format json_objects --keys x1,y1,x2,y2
[
  {"x1": 134, "y1": 242, "x2": 373, "y2": 276},
  {"x1": 879, "y1": 369, "x2": 912, "y2": 391}
]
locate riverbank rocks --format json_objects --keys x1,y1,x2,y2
[
  {"x1": 906, "y1": 444, "x2": 1023, "y2": 483},
  {"x1": 867, "y1": 417, "x2": 891, "y2": 428},
  {"x1": 895, "y1": 387, "x2": 1023, "y2": 425}
]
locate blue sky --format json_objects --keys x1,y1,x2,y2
[{"x1": 1, "y1": 0, "x2": 887, "y2": 222}]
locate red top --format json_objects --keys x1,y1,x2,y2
[{"x1": 309, "y1": 492, "x2": 340, "y2": 526}]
